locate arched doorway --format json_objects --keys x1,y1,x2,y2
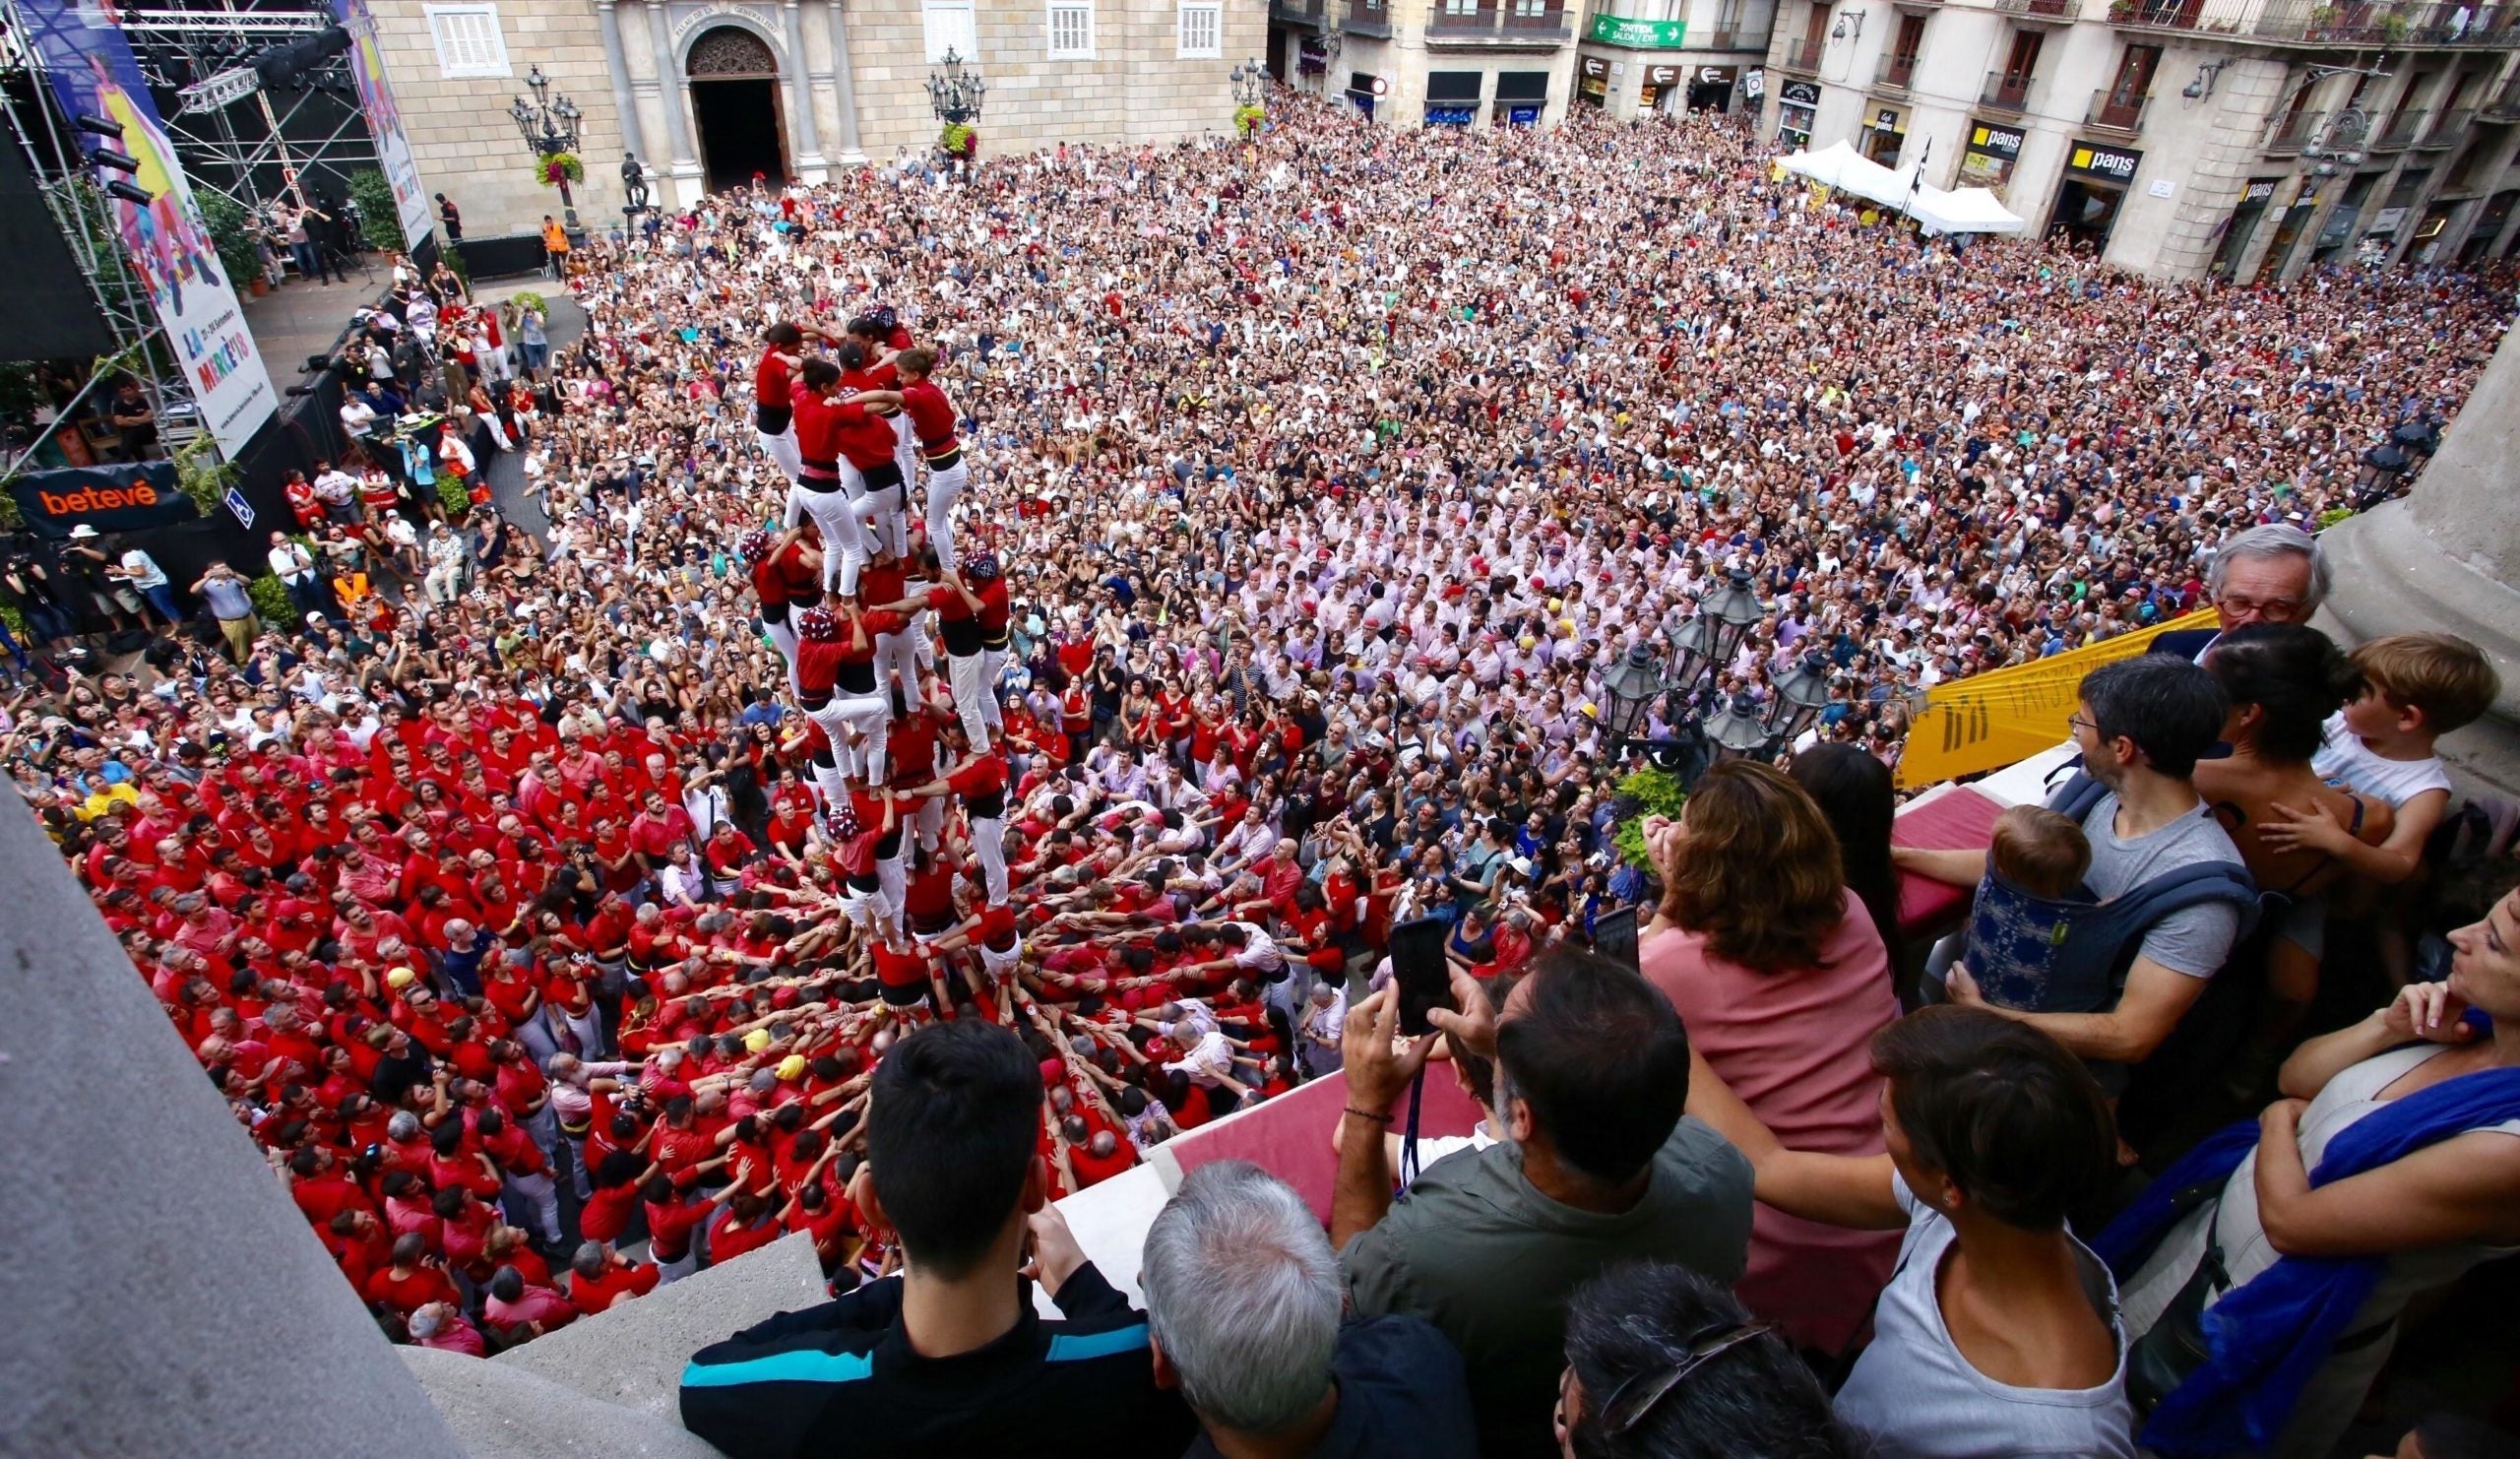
[{"x1": 686, "y1": 27, "x2": 787, "y2": 193}]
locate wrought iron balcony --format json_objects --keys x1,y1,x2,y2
[
  {"x1": 1783, "y1": 37, "x2": 1824, "y2": 69},
  {"x1": 1343, "y1": 0, "x2": 1394, "y2": 34},
  {"x1": 1981, "y1": 67, "x2": 2035, "y2": 111},
  {"x1": 2374, "y1": 105, "x2": 2426, "y2": 146},
  {"x1": 2108, "y1": 0, "x2": 2520, "y2": 46},
  {"x1": 1424, "y1": 4, "x2": 1574, "y2": 42},
  {"x1": 1875, "y1": 53, "x2": 1918, "y2": 88},
  {"x1": 2086, "y1": 85, "x2": 2150, "y2": 132},
  {"x1": 2418, "y1": 104, "x2": 2473, "y2": 144},
  {"x1": 1996, "y1": 0, "x2": 2079, "y2": 18},
  {"x1": 2264, "y1": 106, "x2": 2325, "y2": 152},
  {"x1": 1270, "y1": 0, "x2": 1327, "y2": 24}
]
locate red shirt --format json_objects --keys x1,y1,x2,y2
[
  {"x1": 901, "y1": 378, "x2": 958, "y2": 452},
  {"x1": 570, "y1": 1259, "x2": 660, "y2": 1315},
  {"x1": 755, "y1": 349, "x2": 793, "y2": 412}
]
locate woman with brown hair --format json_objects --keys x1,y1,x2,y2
[{"x1": 1640, "y1": 759, "x2": 1901, "y2": 1358}]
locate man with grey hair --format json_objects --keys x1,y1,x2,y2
[
  {"x1": 2153, "y1": 523, "x2": 2328, "y2": 661},
  {"x1": 1140, "y1": 1160, "x2": 1475, "y2": 1458}
]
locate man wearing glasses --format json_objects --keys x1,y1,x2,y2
[{"x1": 2150, "y1": 524, "x2": 2328, "y2": 662}]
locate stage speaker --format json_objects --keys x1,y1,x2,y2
[{"x1": 0, "y1": 135, "x2": 114, "y2": 363}]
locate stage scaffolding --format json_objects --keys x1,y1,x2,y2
[
  {"x1": 122, "y1": 4, "x2": 387, "y2": 236},
  {"x1": 0, "y1": 0, "x2": 391, "y2": 475},
  {"x1": 0, "y1": 0, "x2": 203, "y2": 462}
]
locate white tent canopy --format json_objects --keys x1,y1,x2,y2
[
  {"x1": 1778, "y1": 144, "x2": 2028, "y2": 234},
  {"x1": 1907, "y1": 184, "x2": 2029, "y2": 235}
]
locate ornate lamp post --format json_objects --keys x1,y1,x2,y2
[
  {"x1": 1599, "y1": 643, "x2": 1671, "y2": 744},
  {"x1": 925, "y1": 48, "x2": 987, "y2": 174},
  {"x1": 1764, "y1": 651, "x2": 1836, "y2": 747},
  {"x1": 1230, "y1": 57, "x2": 1268, "y2": 109},
  {"x1": 1695, "y1": 567, "x2": 1769, "y2": 675},
  {"x1": 508, "y1": 64, "x2": 584, "y2": 235},
  {"x1": 1703, "y1": 690, "x2": 1775, "y2": 763}
]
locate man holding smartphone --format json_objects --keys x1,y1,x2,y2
[{"x1": 1328, "y1": 949, "x2": 1752, "y2": 1459}]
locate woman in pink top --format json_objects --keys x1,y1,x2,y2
[{"x1": 1640, "y1": 761, "x2": 1902, "y2": 1357}]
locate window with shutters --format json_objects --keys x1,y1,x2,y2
[
  {"x1": 923, "y1": 0, "x2": 978, "y2": 64},
  {"x1": 1048, "y1": 1, "x2": 1095, "y2": 57},
  {"x1": 424, "y1": 4, "x2": 510, "y2": 79},
  {"x1": 1178, "y1": 2, "x2": 1222, "y2": 56}
]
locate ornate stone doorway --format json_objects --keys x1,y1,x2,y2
[{"x1": 685, "y1": 26, "x2": 788, "y2": 192}]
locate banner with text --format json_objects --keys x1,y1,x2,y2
[
  {"x1": 332, "y1": 0, "x2": 435, "y2": 250},
  {"x1": 7, "y1": 462, "x2": 202, "y2": 538},
  {"x1": 1895, "y1": 609, "x2": 2216, "y2": 789},
  {"x1": 1587, "y1": 14, "x2": 1687, "y2": 46},
  {"x1": 19, "y1": 0, "x2": 278, "y2": 457}
]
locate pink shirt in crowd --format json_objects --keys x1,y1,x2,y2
[{"x1": 1641, "y1": 887, "x2": 1902, "y2": 1356}]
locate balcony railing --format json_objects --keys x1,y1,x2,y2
[
  {"x1": 2375, "y1": 106, "x2": 2427, "y2": 146},
  {"x1": 2487, "y1": 85, "x2": 2520, "y2": 118},
  {"x1": 2108, "y1": 0, "x2": 2520, "y2": 46},
  {"x1": 1783, "y1": 37, "x2": 1824, "y2": 69},
  {"x1": 2086, "y1": 85, "x2": 2150, "y2": 131},
  {"x1": 1981, "y1": 68, "x2": 2035, "y2": 111},
  {"x1": 2265, "y1": 106, "x2": 2325, "y2": 151},
  {"x1": 1270, "y1": 0, "x2": 1327, "y2": 23},
  {"x1": 1343, "y1": 0, "x2": 1394, "y2": 34},
  {"x1": 1424, "y1": 4, "x2": 1573, "y2": 40},
  {"x1": 2419, "y1": 104, "x2": 2473, "y2": 143},
  {"x1": 1876, "y1": 53, "x2": 1918, "y2": 87},
  {"x1": 1996, "y1": 0, "x2": 2079, "y2": 17}
]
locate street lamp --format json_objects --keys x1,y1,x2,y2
[
  {"x1": 509, "y1": 63, "x2": 584, "y2": 233},
  {"x1": 2355, "y1": 441, "x2": 2412, "y2": 507},
  {"x1": 926, "y1": 47, "x2": 988, "y2": 125},
  {"x1": 1230, "y1": 57, "x2": 1268, "y2": 110},
  {"x1": 1703, "y1": 691, "x2": 1774, "y2": 762},
  {"x1": 1765, "y1": 651, "x2": 1835, "y2": 746},
  {"x1": 1599, "y1": 643, "x2": 1671, "y2": 743},
  {"x1": 1696, "y1": 567, "x2": 1769, "y2": 679}
]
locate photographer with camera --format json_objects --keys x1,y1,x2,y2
[{"x1": 1330, "y1": 947, "x2": 1751, "y2": 1458}]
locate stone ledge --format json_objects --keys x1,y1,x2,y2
[
  {"x1": 491, "y1": 1232, "x2": 829, "y2": 1422},
  {"x1": 2316, "y1": 498, "x2": 2520, "y2": 800},
  {"x1": 404, "y1": 1347, "x2": 725, "y2": 1459}
]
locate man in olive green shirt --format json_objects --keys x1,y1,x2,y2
[{"x1": 1332, "y1": 949, "x2": 1752, "y2": 1459}]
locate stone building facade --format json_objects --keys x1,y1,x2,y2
[
  {"x1": 1751, "y1": 0, "x2": 2520, "y2": 283},
  {"x1": 366, "y1": 0, "x2": 1267, "y2": 239}
]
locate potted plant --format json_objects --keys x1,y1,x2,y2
[
  {"x1": 173, "y1": 436, "x2": 239, "y2": 517},
  {"x1": 347, "y1": 167, "x2": 405, "y2": 251},
  {"x1": 2108, "y1": 0, "x2": 2136, "y2": 20},
  {"x1": 536, "y1": 152, "x2": 585, "y2": 188},
  {"x1": 939, "y1": 121, "x2": 977, "y2": 160},
  {"x1": 195, "y1": 191, "x2": 263, "y2": 296},
  {"x1": 1234, "y1": 102, "x2": 1267, "y2": 136}
]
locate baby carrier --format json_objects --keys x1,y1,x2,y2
[{"x1": 1955, "y1": 774, "x2": 2263, "y2": 1016}]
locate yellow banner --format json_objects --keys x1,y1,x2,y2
[{"x1": 1894, "y1": 609, "x2": 2217, "y2": 789}]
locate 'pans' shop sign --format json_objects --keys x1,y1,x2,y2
[
  {"x1": 1966, "y1": 121, "x2": 2024, "y2": 161},
  {"x1": 2065, "y1": 141, "x2": 2143, "y2": 184}
]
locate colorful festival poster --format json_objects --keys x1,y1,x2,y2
[{"x1": 19, "y1": 0, "x2": 278, "y2": 456}]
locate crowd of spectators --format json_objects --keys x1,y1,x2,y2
[{"x1": 6, "y1": 95, "x2": 2520, "y2": 1458}]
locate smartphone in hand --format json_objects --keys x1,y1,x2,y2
[{"x1": 1388, "y1": 916, "x2": 1452, "y2": 1038}]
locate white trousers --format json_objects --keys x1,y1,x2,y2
[
  {"x1": 806, "y1": 690, "x2": 891, "y2": 783},
  {"x1": 971, "y1": 813, "x2": 1009, "y2": 905},
  {"x1": 757, "y1": 422, "x2": 803, "y2": 483},
  {"x1": 785, "y1": 478, "x2": 868, "y2": 596},
  {"x1": 923, "y1": 456, "x2": 969, "y2": 573},
  {"x1": 766, "y1": 616, "x2": 800, "y2": 694},
  {"x1": 949, "y1": 649, "x2": 994, "y2": 746},
  {"x1": 875, "y1": 631, "x2": 917, "y2": 715}
]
